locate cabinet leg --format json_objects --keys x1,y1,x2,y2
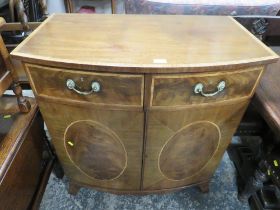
[
  {"x1": 68, "y1": 181, "x2": 81, "y2": 195},
  {"x1": 53, "y1": 159, "x2": 64, "y2": 179},
  {"x1": 198, "y1": 182, "x2": 209, "y2": 193}
]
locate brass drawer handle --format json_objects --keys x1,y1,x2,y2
[
  {"x1": 194, "y1": 81, "x2": 225, "y2": 97},
  {"x1": 66, "y1": 79, "x2": 101, "y2": 95}
]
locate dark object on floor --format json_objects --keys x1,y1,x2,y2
[
  {"x1": 228, "y1": 136, "x2": 267, "y2": 201},
  {"x1": 249, "y1": 185, "x2": 280, "y2": 210},
  {"x1": 229, "y1": 50, "x2": 280, "y2": 208},
  {"x1": 228, "y1": 135, "x2": 280, "y2": 208}
]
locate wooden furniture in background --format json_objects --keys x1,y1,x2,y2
[
  {"x1": 0, "y1": 21, "x2": 40, "y2": 83},
  {"x1": 38, "y1": 0, "x2": 48, "y2": 18},
  {"x1": 254, "y1": 49, "x2": 280, "y2": 134},
  {"x1": 0, "y1": 17, "x2": 29, "y2": 111},
  {"x1": 64, "y1": 0, "x2": 116, "y2": 13},
  {"x1": 0, "y1": 97, "x2": 52, "y2": 210},
  {"x1": 11, "y1": 14, "x2": 278, "y2": 195},
  {"x1": 0, "y1": 17, "x2": 55, "y2": 209},
  {"x1": 10, "y1": 0, "x2": 48, "y2": 24},
  {"x1": 226, "y1": 47, "x2": 280, "y2": 204}
]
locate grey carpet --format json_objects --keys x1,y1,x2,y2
[{"x1": 39, "y1": 152, "x2": 249, "y2": 210}]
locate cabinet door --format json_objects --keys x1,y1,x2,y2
[
  {"x1": 143, "y1": 100, "x2": 249, "y2": 190},
  {"x1": 39, "y1": 102, "x2": 144, "y2": 191}
]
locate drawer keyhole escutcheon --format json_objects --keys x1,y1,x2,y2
[
  {"x1": 66, "y1": 79, "x2": 101, "y2": 95},
  {"x1": 194, "y1": 81, "x2": 226, "y2": 97}
]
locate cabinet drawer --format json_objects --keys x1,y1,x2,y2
[
  {"x1": 26, "y1": 64, "x2": 144, "y2": 107},
  {"x1": 151, "y1": 67, "x2": 263, "y2": 107}
]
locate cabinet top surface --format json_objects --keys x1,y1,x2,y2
[{"x1": 11, "y1": 14, "x2": 278, "y2": 73}]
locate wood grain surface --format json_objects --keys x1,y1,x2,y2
[
  {"x1": 159, "y1": 121, "x2": 220, "y2": 181},
  {"x1": 64, "y1": 120, "x2": 127, "y2": 180},
  {"x1": 0, "y1": 71, "x2": 12, "y2": 96},
  {"x1": 15, "y1": 14, "x2": 279, "y2": 194},
  {"x1": 0, "y1": 28, "x2": 31, "y2": 112},
  {"x1": 26, "y1": 64, "x2": 144, "y2": 107},
  {"x1": 254, "y1": 49, "x2": 280, "y2": 134},
  {"x1": 25, "y1": 63, "x2": 267, "y2": 193},
  {"x1": 143, "y1": 99, "x2": 249, "y2": 190},
  {"x1": 11, "y1": 14, "x2": 278, "y2": 73},
  {"x1": 38, "y1": 101, "x2": 144, "y2": 191},
  {"x1": 151, "y1": 67, "x2": 263, "y2": 107},
  {"x1": 0, "y1": 97, "x2": 36, "y2": 169},
  {"x1": 0, "y1": 37, "x2": 13, "y2": 96},
  {"x1": 0, "y1": 97, "x2": 44, "y2": 209}
]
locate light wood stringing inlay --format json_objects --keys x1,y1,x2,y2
[
  {"x1": 64, "y1": 120, "x2": 128, "y2": 181},
  {"x1": 11, "y1": 14, "x2": 278, "y2": 73},
  {"x1": 158, "y1": 121, "x2": 221, "y2": 181},
  {"x1": 151, "y1": 67, "x2": 263, "y2": 107},
  {"x1": 12, "y1": 14, "x2": 279, "y2": 194},
  {"x1": 25, "y1": 64, "x2": 144, "y2": 107}
]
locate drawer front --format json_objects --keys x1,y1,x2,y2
[
  {"x1": 26, "y1": 64, "x2": 144, "y2": 107},
  {"x1": 151, "y1": 67, "x2": 263, "y2": 107}
]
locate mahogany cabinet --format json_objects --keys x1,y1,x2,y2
[
  {"x1": 26, "y1": 64, "x2": 145, "y2": 192},
  {"x1": 11, "y1": 14, "x2": 278, "y2": 194}
]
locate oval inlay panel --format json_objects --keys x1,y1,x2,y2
[
  {"x1": 64, "y1": 120, "x2": 127, "y2": 180},
  {"x1": 159, "y1": 121, "x2": 220, "y2": 181}
]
